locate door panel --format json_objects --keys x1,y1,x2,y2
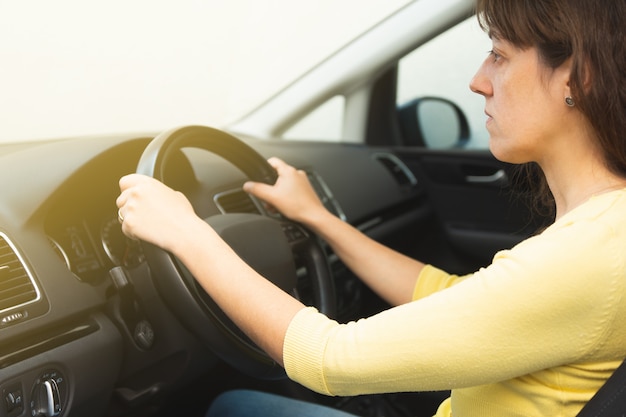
[{"x1": 397, "y1": 148, "x2": 542, "y2": 274}]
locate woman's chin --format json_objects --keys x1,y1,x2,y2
[{"x1": 489, "y1": 139, "x2": 527, "y2": 165}]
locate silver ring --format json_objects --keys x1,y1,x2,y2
[{"x1": 117, "y1": 209, "x2": 124, "y2": 224}]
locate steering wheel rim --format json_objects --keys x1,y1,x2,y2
[{"x1": 136, "y1": 125, "x2": 336, "y2": 380}]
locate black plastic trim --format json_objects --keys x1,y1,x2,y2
[{"x1": 0, "y1": 320, "x2": 99, "y2": 369}]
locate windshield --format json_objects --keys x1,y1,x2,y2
[{"x1": 0, "y1": 0, "x2": 411, "y2": 143}]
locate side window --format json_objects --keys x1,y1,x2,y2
[{"x1": 397, "y1": 17, "x2": 491, "y2": 149}]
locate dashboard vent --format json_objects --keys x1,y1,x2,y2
[
  {"x1": 214, "y1": 189, "x2": 261, "y2": 214},
  {"x1": 372, "y1": 153, "x2": 417, "y2": 187},
  {"x1": 0, "y1": 233, "x2": 40, "y2": 313}
]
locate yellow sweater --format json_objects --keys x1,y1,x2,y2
[{"x1": 283, "y1": 189, "x2": 626, "y2": 416}]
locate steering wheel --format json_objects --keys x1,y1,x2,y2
[{"x1": 136, "y1": 125, "x2": 336, "y2": 380}]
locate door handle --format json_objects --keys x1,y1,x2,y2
[{"x1": 465, "y1": 169, "x2": 508, "y2": 185}]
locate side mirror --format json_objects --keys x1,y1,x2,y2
[{"x1": 398, "y1": 97, "x2": 470, "y2": 148}]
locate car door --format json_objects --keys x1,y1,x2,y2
[{"x1": 398, "y1": 147, "x2": 543, "y2": 274}]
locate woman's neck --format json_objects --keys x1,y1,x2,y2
[
  {"x1": 543, "y1": 161, "x2": 626, "y2": 220},
  {"x1": 535, "y1": 119, "x2": 626, "y2": 220}
]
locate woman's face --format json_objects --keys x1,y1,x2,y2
[{"x1": 469, "y1": 38, "x2": 572, "y2": 165}]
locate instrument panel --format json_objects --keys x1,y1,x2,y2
[{"x1": 48, "y1": 212, "x2": 145, "y2": 282}]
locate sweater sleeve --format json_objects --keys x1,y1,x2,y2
[
  {"x1": 283, "y1": 218, "x2": 625, "y2": 396},
  {"x1": 412, "y1": 264, "x2": 469, "y2": 301}
]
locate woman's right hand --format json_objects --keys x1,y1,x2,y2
[
  {"x1": 243, "y1": 157, "x2": 329, "y2": 225},
  {"x1": 117, "y1": 174, "x2": 206, "y2": 253}
]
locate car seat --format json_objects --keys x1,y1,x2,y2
[{"x1": 576, "y1": 357, "x2": 626, "y2": 416}]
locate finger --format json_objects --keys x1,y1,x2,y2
[
  {"x1": 119, "y1": 173, "x2": 154, "y2": 191},
  {"x1": 118, "y1": 173, "x2": 138, "y2": 191},
  {"x1": 120, "y1": 221, "x2": 138, "y2": 241},
  {"x1": 117, "y1": 174, "x2": 146, "y2": 211},
  {"x1": 266, "y1": 157, "x2": 286, "y2": 169},
  {"x1": 267, "y1": 157, "x2": 297, "y2": 176},
  {"x1": 243, "y1": 180, "x2": 274, "y2": 200},
  {"x1": 116, "y1": 187, "x2": 131, "y2": 209}
]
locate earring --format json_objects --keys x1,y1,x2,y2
[{"x1": 565, "y1": 96, "x2": 575, "y2": 107}]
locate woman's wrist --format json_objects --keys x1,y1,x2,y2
[
  {"x1": 165, "y1": 215, "x2": 215, "y2": 256},
  {"x1": 302, "y1": 207, "x2": 339, "y2": 235}
]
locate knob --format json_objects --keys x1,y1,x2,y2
[{"x1": 30, "y1": 370, "x2": 66, "y2": 417}]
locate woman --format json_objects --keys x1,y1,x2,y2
[{"x1": 116, "y1": 0, "x2": 626, "y2": 415}]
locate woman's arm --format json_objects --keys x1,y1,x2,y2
[
  {"x1": 116, "y1": 156, "x2": 426, "y2": 364},
  {"x1": 243, "y1": 157, "x2": 426, "y2": 306},
  {"x1": 117, "y1": 173, "x2": 303, "y2": 365}
]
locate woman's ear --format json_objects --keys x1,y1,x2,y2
[
  {"x1": 569, "y1": 55, "x2": 593, "y2": 95},
  {"x1": 581, "y1": 61, "x2": 593, "y2": 92}
]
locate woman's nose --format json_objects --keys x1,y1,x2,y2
[{"x1": 469, "y1": 59, "x2": 491, "y2": 97}]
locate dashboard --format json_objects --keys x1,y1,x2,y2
[
  {"x1": 0, "y1": 131, "x2": 427, "y2": 417},
  {"x1": 47, "y1": 207, "x2": 144, "y2": 283}
]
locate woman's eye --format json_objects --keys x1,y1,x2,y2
[{"x1": 488, "y1": 49, "x2": 501, "y2": 62}]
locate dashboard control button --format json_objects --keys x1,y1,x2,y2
[
  {"x1": 3, "y1": 384, "x2": 23, "y2": 416},
  {"x1": 134, "y1": 320, "x2": 155, "y2": 350},
  {"x1": 30, "y1": 369, "x2": 67, "y2": 417}
]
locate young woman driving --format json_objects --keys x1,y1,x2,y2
[{"x1": 116, "y1": 0, "x2": 626, "y2": 415}]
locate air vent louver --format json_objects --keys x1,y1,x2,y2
[
  {"x1": 214, "y1": 189, "x2": 261, "y2": 214},
  {"x1": 0, "y1": 233, "x2": 39, "y2": 313}
]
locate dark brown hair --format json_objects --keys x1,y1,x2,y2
[{"x1": 476, "y1": 0, "x2": 626, "y2": 221}]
